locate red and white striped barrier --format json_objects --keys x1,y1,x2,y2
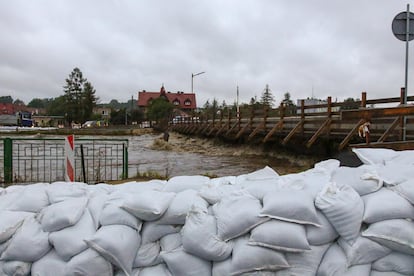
[{"x1": 65, "y1": 134, "x2": 75, "y2": 182}]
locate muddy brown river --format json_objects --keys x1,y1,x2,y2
[{"x1": 127, "y1": 133, "x2": 317, "y2": 178}]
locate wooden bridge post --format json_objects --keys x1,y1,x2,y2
[
  {"x1": 327, "y1": 96, "x2": 332, "y2": 118},
  {"x1": 361, "y1": 92, "x2": 366, "y2": 108},
  {"x1": 400, "y1": 87, "x2": 405, "y2": 140},
  {"x1": 300, "y1": 100, "x2": 305, "y2": 135}
]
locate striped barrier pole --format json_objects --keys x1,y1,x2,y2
[{"x1": 65, "y1": 134, "x2": 75, "y2": 182}]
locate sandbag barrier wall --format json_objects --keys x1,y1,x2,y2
[
  {"x1": 1, "y1": 147, "x2": 414, "y2": 275},
  {"x1": 1, "y1": 137, "x2": 129, "y2": 185}
]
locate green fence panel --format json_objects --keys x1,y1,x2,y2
[{"x1": 4, "y1": 138, "x2": 12, "y2": 183}]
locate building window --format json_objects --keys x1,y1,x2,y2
[
  {"x1": 173, "y1": 99, "x2": 180, "y2": 106},
  {"x1": 184, "y1": 99, "x2": 191, "y2": 106}
]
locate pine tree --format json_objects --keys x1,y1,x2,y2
[
  {"x1": 63, "y1": 68, "x2": 98, "y2": 123},
  {"x1": 260, "y1": 84, "x2": 275, "y2": 108}
]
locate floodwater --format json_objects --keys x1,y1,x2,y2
[{"x1": 126, "y1": 134, "x2": 314, "y2": 178}]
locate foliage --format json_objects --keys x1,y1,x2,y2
[
  {"x1": 0, "y1": 96, "x2": 13, "y2": 104},
  {"x1": 28, "y1": 98, "x2": 51, "y2": 108},
  {"x1": 46, "y1": 96, "x2": 66, "y2": 116},
  {"x1": 281, "y1": 92, "x2": 296, "y2": 115},
  {"x1": 13, "y1": 99, "x2": 25, "y2": 105},
  {"x1": 63, "y1": 68, "x2": 98, "y2": 123},
  {"x1": 341, "y1": 97, "x2": 360, "y2": 110},
  {"x1": 146, "y1": 97, "x2": 174, "y2": 123},
  {"x1": 260, "y1": 84, "x2": 275, "y2": 108},
  {"x1": 110, "y1": 108, "x2": 128, "y2": 125}
]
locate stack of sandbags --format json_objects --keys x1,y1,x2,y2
[{"x1": 0, "y1": 148, "x2": 414, "y2": 275}]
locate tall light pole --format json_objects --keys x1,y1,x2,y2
[{"x1": 191, "y1": 71, "x2": 205, "y2": 93}]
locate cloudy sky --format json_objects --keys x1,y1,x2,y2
[{"x1": 0, "y1": 0, "x2": 413, "y2": 107}]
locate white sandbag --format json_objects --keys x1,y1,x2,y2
[
  {"x1": 0, "y1": 216, "x2": 50, "y2": 262},
  {"x1": 362, "y1": 188, "x2": 414, "y2": 223},
  {"x1": 376, "y1": 162, "x2": 414, "y2": 186},
  {"x1": 0, "y1": 211, "x2": 34, "y2": 243},
  {"x1": 100, "y1": 193, "x2": 141, "y2": 230},
  {"x1": 337, "y1": 236, "x2": 391, "y2": 266},
  {"x1": 47, "y1": 181, "x2": 88, "y2": 203},
  {"x1": 141, "y1": 221, "x2": 181, "y2": 244},
  {"x1": 372, "y1": 251, "x2": 414, "y2": 275},
  {"x1": 114, "y1": 179, "x2": 166, "y2": 193},
  {"x1": 260, "y1": 187, "x2": 320, "y2": 227},
  {"x1": 316, "y1": 243, "x2": 348, "y2": 276},
  {"x1": 160, "y1": 233, "x2": 182, "y2": 252},
  {"x1": 315, "y1": 181, "x2": 364, "y2": 245},
  {"x1": 85, "y1": 224, "x2": 139, "y2": 276},
  {"x1": 370, "y1": 271, "x2": 406, "y2": 276},
  {"x1": 230, "y1": 236, "x2": 289, "y2": 275},
  {"x1": 133, "y1": 241, "x2": 162, "y2": 268},
  {"x1": 161, "y1": 247, "x2": 212, "y2": 276},
  {"x1": 0, "y1": 240, "x2": 10, "y2": 256},
  {"x1": 240, "y1": 178, "x2": 279, "y2": 200},
  {"x1": 313, "y1": 159, "x2": 340, "y2": 173},
  {"x1": 306, "y1": 211, "x2": 338, "y2": 245},
  {"x1": 88, "y1": 193, "x2": 110, "y2": 229},
  {"x1": 249, "y1": 219, "x2": 310, "y2": 252},
  {"x1": 391, "y1": 179, "x2": 414, "y2": 205},
  {"x1": 212, "y1": 258, "x2": 231, "y2": 276},
  {"x1": 362, "y1": 219, "x2": 414, "y2": 255},
  {"x1": 163, "y1": 175, "x2": 210, "y2": 192},
  {"x1": 182, "y1": 207, "x2": 232, "y2": 261},
  {"x1": 198, "y1": 185, "x2": 242, "y2": 205},
  {"x1": 139, "y1": 263, "x2": 172, "y2": 276},
  {"x1": 114, "y1": 268, "x2": 139, "y2": 276},
  {"x1": 48, "y1": 209, "x2": 96, "y2": 261},
  {"x1": 30, "y1": 250, "x2": 66, "y2": 276},
  {"x1": 352, "y1": 148, "x2": 398, "y2": 165},
  {"x1": 64, "y1": 248, "x2": 113, "y2": 276},
  {"x1": 275, "y1": 244, "x2": 329, "y2": 276},
  {"x1": 280, "y1": 169, "x2": 329, "y2": 198},
  {"x1": 213, "y1": 191, "x2": 268, "y2": 241},
  {"x1": 0, "y1": 260, "x2": 31, "y2": 276},
  {"x1": 342, "y1": 264, "x2": 371, "y2": 276},
  {"x1": 121, "y1": 190, "x2": 175, "y2": 221},
  {"x1": 209, "y1": 176, "x2": 236, "y2": 187},
  {"x1": 0, "y1": 190, "x2": 21, "y2": 211},
  {"x1": 244, "y1": 166, "x2": 279, "y2": 180},
  {"x1": 37, "y1": 196, "x2": 88, "y2": 232},
  {"x1": 331, "y1": 165, "x2": 383, "y2": 195},
  {"x1": 7, "y1": 183, "x2": 49, "y2": 213},
  {"x1": 157, "y1": 190, "x2": 209, "y2": 225}
]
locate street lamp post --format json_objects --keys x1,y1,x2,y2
[{"x1": 191, "y1": 71, "x2": 205, "y2": 93}]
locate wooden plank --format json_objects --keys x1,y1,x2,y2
[
  {"x1": 215, "y1": 122, "x2": 229, "y2": 137},
  {"x1": 377, "y1": 117, "x2": 400, "y2": 142},
  {"x1": 235, "y1": 123, "x2": 250, "y2": 139},
  {"x1": 338, "y1": 119, "x2": 365, "y2": 150},
  {"x1": 263, "y1": 120, "x2": 284, "y2": 142},
  {"x1": 282, "y1": 119, "x2": 304, "y2": 145},
  {"x1": 225, "y1": 121, "x2": 239, "y2": 136},
  {"x1": 306, "y1": 118, "x2": 332, "y2": 148},
  {"x1": 341, "y1": 105, "x2": 414, "y2": 120},
  {"x1": 247, "y1": 124, "x2": 264, "y2": 141}
]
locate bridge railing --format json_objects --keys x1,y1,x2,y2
[
  {"x1": 171, "y1": 89, "x2": 414, "y2": 150},
  {"x1": 1, "y1": 137, "x2": 128, "y2": 186}
]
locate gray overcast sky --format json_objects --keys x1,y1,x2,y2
[{"x1": 0, "y1": 0, "x2": 413, "y2": 107}]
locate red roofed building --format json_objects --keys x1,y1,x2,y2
[
  {"x1": 0, "y1": 103, "x2": 15, "y2": 115},
  {"x1": 137, "y1": 85, "x2": 197, "y2": 113}
]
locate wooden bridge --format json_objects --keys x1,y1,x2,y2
[{"x1": 170, "y1": 90, "x2": 414, "y2": 154}]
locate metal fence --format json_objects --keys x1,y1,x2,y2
[{"x1": 1, "y1": 137, "x2": 128, "y2": 185}]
